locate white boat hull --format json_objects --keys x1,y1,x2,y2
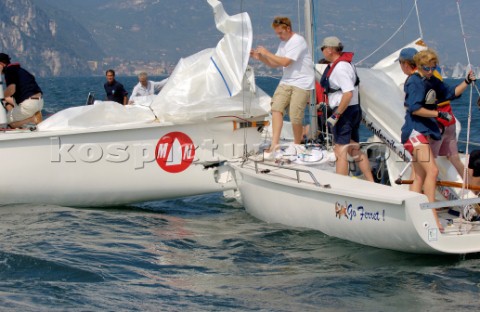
[
  {"x1": 229, "y1": 161, "x2": 480, "y2": 254},
  {"x1": 0, "y1": 119, "x2": 263, "y2": 207}
]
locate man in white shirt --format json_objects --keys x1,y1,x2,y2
[
  {"x1": 128, "y1": 72, "x2": 168, "y2": 104},
  {"x1": 250, "y1": 16, "x2": 314, "y2": 157},
  {"x1": 320, "y1": 36, "x2": 373, "y2": 181}
]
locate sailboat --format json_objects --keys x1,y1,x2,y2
[
  {"x1": 451, "y1": 62, "x2": 465, "y2": 79},
  {"x1": 219, "y1": 1, "x2": 480, "y2": 254},
  {"x1": 440, "y1": 65, "x2": 448, "y2": 79},
  {"x1": 0, "y1": 0, "x2": 271, "y2": 207}
]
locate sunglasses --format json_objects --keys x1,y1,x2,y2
[
  {"x1": 421, "y1": 65, "x2": 437, "y2": 72},
  {"x1": 273, "y1": 19, "x2": 289, "y2": 27}
]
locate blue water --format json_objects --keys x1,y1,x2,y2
[{"x1": 1, "y1": 76, "x2": 480, "y2": 311}]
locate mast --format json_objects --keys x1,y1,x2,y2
[{"x1": 304, "y1": 0, "x2": 318, "y2": 140}]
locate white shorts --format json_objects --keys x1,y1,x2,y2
[{"x1": 7, "y1": 98, "x2": 44, "y2": 123}]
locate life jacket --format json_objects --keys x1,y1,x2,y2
[
  {"x1": 320, "y1": 52, "x2": 360, "y2": 94},
  {"x1": 432, "y1": 69, "x2": 455, "y2": 127}
]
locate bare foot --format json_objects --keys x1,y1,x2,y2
[
  {"x1": 33, "y1": 111, "x2": 42, "y2": 124},
  {"x1": 433, "y1": 209, "x2": 444, "y2": 233}
]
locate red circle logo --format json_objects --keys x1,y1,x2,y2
[{"x1": 155, "y1": 132, "x2": 195, "y2": 173}]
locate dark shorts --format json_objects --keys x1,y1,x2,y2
[
  {"x1": 330, "y1": 104, "x2": 361, "y2": 145},
  {"x1": 468, "y1": 150, "x2": 480, "y2": 177}
]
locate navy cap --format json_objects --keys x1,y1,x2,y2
[{"x1": 397, "y1": 48, "x2": 418, "y2": 62}]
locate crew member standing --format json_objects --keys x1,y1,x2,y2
[
  {"x1": 320, "y1": 37, "x2": 373, "y2": 181},
  {"x1": 250, "y1": 16, "x2": 314, "y2": 157},
  {"x1": 104, "y1": 69, "x2": 128, "y2": 105}
]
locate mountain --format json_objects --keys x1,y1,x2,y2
[
  {"x1": 1, "y1": 0, "x2": 479, "y2": 77},
  {"x1": 0, "y1": 0, "x2": 104, "y2": 77}
]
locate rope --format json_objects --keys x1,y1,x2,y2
[
  {"x1": 414, "y1": 0, "x2": 424, "y2": 40},
  {"x1": 241, "y1": 0, "x2": 248, "y2": 159},
  {"x1": 455, "y1": 0, "x2": 475, "y2": 200},
  {"x1": 355, "y1": 3, "x2": 416, "y2": 66},
  {"x1": 297, "y1": 0, "x2": 302, "y2": 36}
]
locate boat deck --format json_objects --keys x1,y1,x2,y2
[{"x1": 440, "y1": 209, "x2": 480, "y2": 235}]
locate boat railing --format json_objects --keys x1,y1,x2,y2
[
  {"x1": 253, "y1": 161, "x2": 331, "y2": 189},
  {"x1": 420, "y1": 197, "x2": 480, "y2": 210}
]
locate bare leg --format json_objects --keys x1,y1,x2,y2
[
  {"x1": 348, "y1": 141, "x2": 374, "y2": 182},
  {"x1": 8, "y1": 115, "x2": 37, "y2": 129},
  {"x1": 447, "y1": 153, "x2": 465, "y2": 177},
  {"x1": 410, "y1": 165, "x2": 424, "y2": 194},
  {"x1": 292, "y1": 122, "x2": 304, "y2": 145},
  {"x1": 333, "y1": 144, "x2": 349, "y2": 176},
  {"x1": 269, "y1": 110, "x2": 283, "y2": 152},
  {"x1": 413, "y1": 144, "x2": 442, "y2": 231}
]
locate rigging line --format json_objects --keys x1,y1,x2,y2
[
  {"x1": 240, "y1": 0, "x2": 248, "y2": 157},
  {"x1": 297, "y1": 0, "x2": 302, "y2": 36},
  {"x1": 455, "y1": 0, "x2": 474, "y2": 195},
  {"x1": 355, "y1": 3, "x2": 416, "y2": 66},
  {"x1": 414, "y1": 0, "x2": 424, "y2": 40}
]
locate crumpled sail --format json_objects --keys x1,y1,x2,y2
[
  {"x1": 151, "y1": 0, "x2": 270, "y2": 123},
  {"x1": 38, "y1": 101, "x2": 156, "y2": 131},
  {"x1": 38, "y1": 0, "x2": 269, "y2": 131}
]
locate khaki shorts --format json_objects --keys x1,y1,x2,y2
[
  {"x1": 271, "y1": 84, "x2": 310, "y2": 125},
  {"x1": 7, "y1": 98, "x2": 44, "y2": 123}
]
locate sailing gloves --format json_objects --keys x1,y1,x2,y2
[
  {"x1": 327, "y1": 113, "x2": 341, "y2": 128},
  {"x1": 465, "y1": 71, "x2": 476, "y2": 84},
  {"x1": 438, "y1": 111, "x2": 452, "y2": 122}
]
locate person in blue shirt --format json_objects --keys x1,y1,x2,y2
[
  {"x1": 401, "y1": 48, "x2": 475, "y2": 229},
  {"x1": 104, "y1": 69, "x2": 128, "y2": 105}
]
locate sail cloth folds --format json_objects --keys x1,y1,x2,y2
[{"x1": 151, "y1": 0, "x2": 270, "y2": 123}]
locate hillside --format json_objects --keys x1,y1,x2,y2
[
  {"x1": 0, "y1": 0, "x2": 104, "y2": 77},
  {"x1": 1, "y1": 0, "x2": 479, "y2": 77}
]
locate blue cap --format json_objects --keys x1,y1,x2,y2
[{"x1": 397, "y1": 47, "x2": 418, "y2": 62}]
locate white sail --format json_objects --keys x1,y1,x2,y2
[
  {"x1": 151, "y1": 0, "x2": 270, "y2": 123},
  {"x1": 39, "y1": 0, "x2": 271, "y2": 131},
  {"x1": 451, "y1": 62, "x2": 465, "y2": 79},
  {"x1": 440, "y1": 65, "x2": 448, "y2": 78}
]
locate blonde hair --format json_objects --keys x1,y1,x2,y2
[
  {"x1": 413, "y1": 49, "x2": 439, "y2": 67},
  {"x1": 272, "y1": 16, "x2": 292, "y2": 30}
]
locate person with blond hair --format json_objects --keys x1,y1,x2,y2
[
  {"x1": 400, "y1": 48, "x2": 476, "y2": 228},
  {"x1": 414, "y1": 50, "x2": 475, "y2": 178},
  {"x1": 250, "y1": 16, "x2": 314, "y2": 158}
]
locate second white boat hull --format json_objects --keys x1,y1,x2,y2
[{"x1": 229, "y1": 161, "x2": 480, "y2": 254}]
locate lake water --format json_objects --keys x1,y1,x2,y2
[{"x1": 1, "y1": 76, "x2": 480, "y2": 311}]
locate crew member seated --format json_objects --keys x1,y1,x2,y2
[{"x1": 0, "y1": 53, "x2": 43, "y2": 129}]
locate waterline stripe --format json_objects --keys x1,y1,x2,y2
[{"x1": 210, "y1": 56, "x2": 232, "y2": 97}]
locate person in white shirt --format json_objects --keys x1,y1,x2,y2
[
  {"x1": 320, "y1": 36, "x2": 373, "y2": 181},
  {"x1": 250, "y1": 16, "x2": 314, "y2": 157},
  {"x1": 128, "y1": 72, "x2": 168, "y2": 104}
]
